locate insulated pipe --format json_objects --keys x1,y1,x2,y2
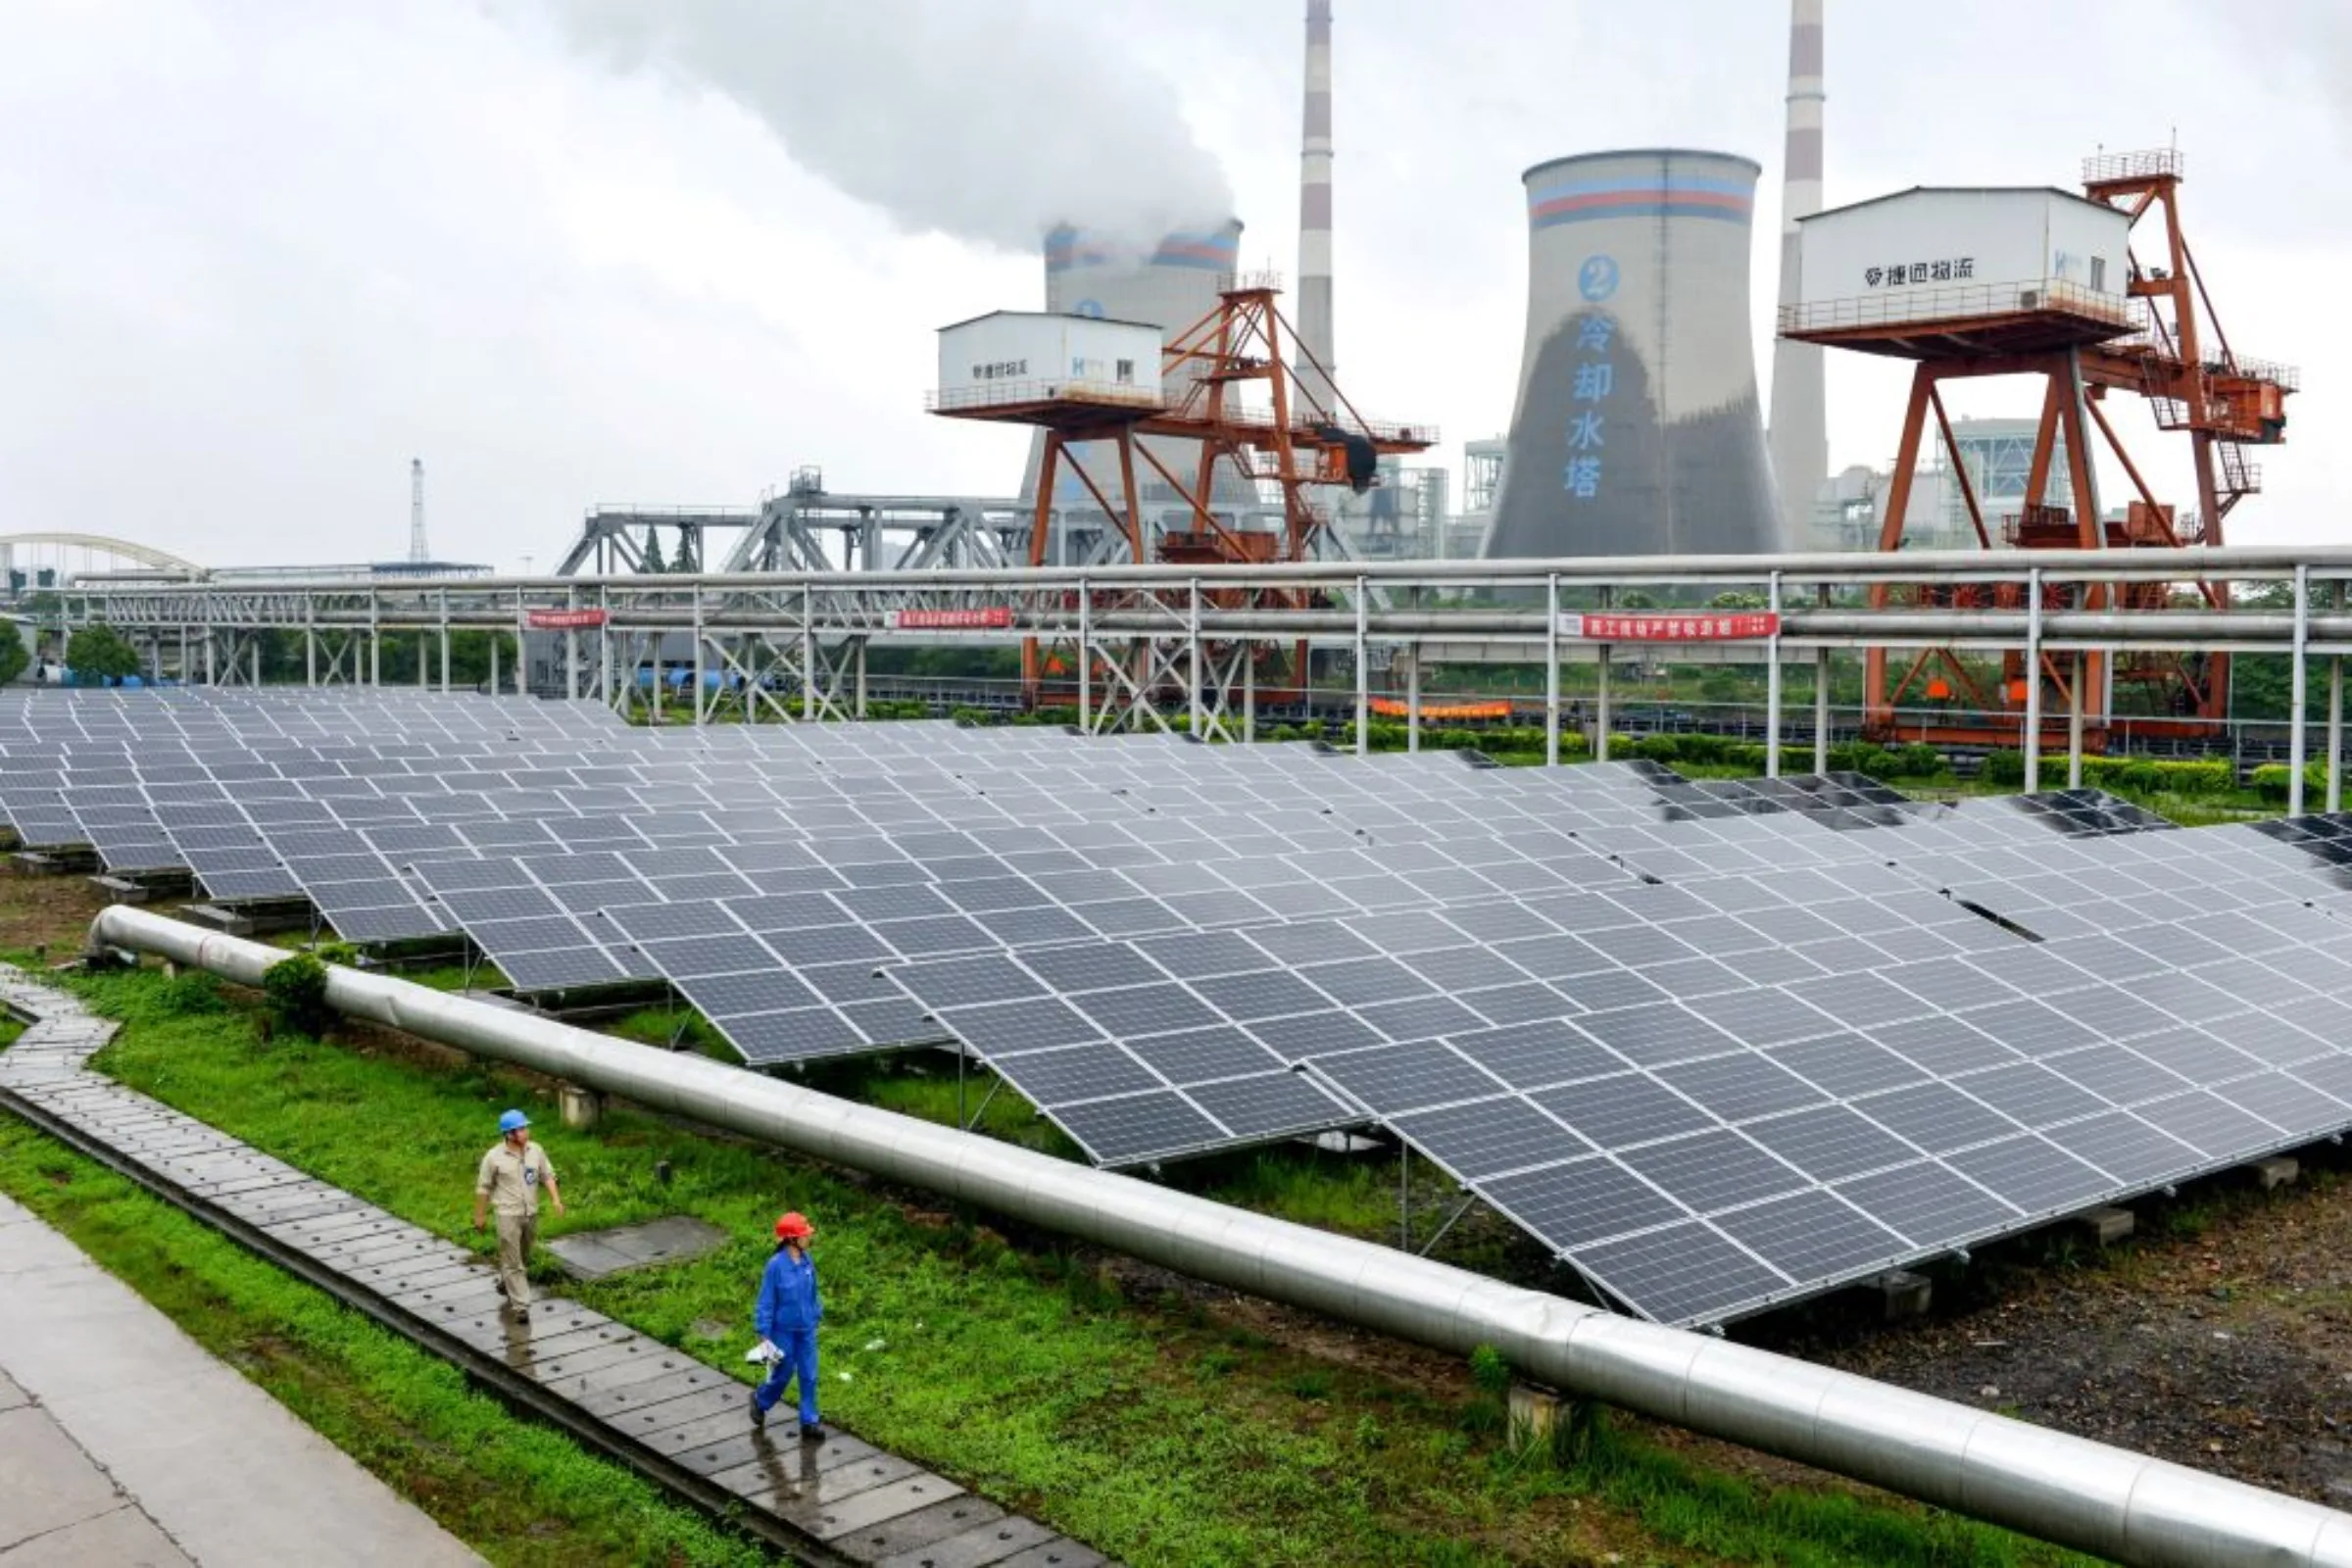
[
  {"x1": 84, "y1": 906, "x2": 2352, "y2": 1568},
  {"x1": 66, "y1": 544, "x2": 2352, "y2": 597}
]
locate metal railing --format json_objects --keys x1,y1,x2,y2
[
  {"x1": 2083, "y1": 148, "x2": 2182, "y2": 184},
  {"x1": 1780, "y1": 279, "x2": 2139, "y2": 337},
  {"x1": 923, "y1": 378, "x2": 1165, "y2": 415},
  {"x1": 924, "y1": 377, "x2": 1437, "y2": 450}
]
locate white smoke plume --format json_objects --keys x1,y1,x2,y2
[{"x1": 540, "y1": 0, "x2": 1236, "y2": 253}]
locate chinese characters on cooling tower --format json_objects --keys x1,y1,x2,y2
[
  {"x1": 1563, "y1": 311, "x2": 1617, "y2": 501},
  {"x1": 1487, "y1": 150, "x2": 1785, "y2": 561}
]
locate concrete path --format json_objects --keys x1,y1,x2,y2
[
  {"x1": 0, "y1": 966, "x2": 1106, "y2": 1568},
  {"x1": 0, "y1": 1191, "x2": 483, "y2": 1567}
]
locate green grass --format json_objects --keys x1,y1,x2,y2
[
  {"x1": 17, "y1": 966, "x2": 2105, "y2": 1568},
  {"x1": 0, "y1": 1122, "x2": 773, "y2": 1568},
  {"x1": 609, "y1": 1004, "x2": 741, "y2": 1063}
]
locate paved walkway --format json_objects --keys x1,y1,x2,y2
[
  {"x1": 0, "y1": 1191, "x2": 483, "y2": 1567},
  {"x1": 0, "y1": 966, "x2": 1105, "y2": 1568}
]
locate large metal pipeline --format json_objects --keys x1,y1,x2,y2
[{"x1": 86, "y1": 906, "x2": 2352, "y2": 1568}]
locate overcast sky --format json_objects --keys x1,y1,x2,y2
[{"x1": 4, "y1": 0, "x2": 2346, "y2": 569}]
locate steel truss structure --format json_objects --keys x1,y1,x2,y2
[
  {"x1": 564, "y1": 469, "x2": 1028, "y2": 578},
  {"x1": 62, "y1": 544, "x2": 2352, "y2": 812}
]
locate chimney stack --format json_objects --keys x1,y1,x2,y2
[
  {"x1": 1294, "y1": 0, "x2": 1337, "y2": 412},
  {"x1": 1766, "y1": 0, "x2": 1828, "y2": 548},
  {"x1": 409, "y1": 457, "x2": 429, "y2": 564}
]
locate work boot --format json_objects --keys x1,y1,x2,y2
[
  {"x1": 749, "y1": 1392, "x2": 766, "y2": 1430},
  {"x1": 800, "y1": 1421, "x2": 826, "y2": 1444}
]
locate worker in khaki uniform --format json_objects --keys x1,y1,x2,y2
[{"x1": 472, "y1": 1108, "x2": 564, "y2": 1310}]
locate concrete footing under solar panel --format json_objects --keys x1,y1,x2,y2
[
  {"x1": 90, "y1": 871, "x2": 190, "y2": 904},
  {"x1": 1506, "y1": 1384, "x2": 1565, "y2": 1451},
  {"x1": 2074, "y1": 1205, "x2": 2136, "y2": 1247},
  {"x1": 2253, "y1": 1155, "x2": 2301, "y2": 1191},
  {"x1": 180, "y1": 899, "x2": 315, "y2": 937},
  {"x1": 559, "y1": 1083, "x2": 607, "y2": 1130},
  {"x1": 1873, "y1": 1269, "x2": 1933, "y2": 1321}
]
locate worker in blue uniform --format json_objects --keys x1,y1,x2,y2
[{"x1": 750, "y1": 1210, "x2": 825, "y2": 1440}]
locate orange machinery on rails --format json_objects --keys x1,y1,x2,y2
[
  {"x1": 1780, "y1": 149, "x2": 2295, "y2": 748},
  {"x1": 928, "y1": 277, "x2": 1434, "y2": 709}
]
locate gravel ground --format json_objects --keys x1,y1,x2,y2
[{"x1": 1792, "y1": 1155, "x2": 2352, "y2": 1508}]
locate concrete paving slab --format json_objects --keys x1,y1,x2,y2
[
  {"x1": 270, "y1": 1211, "x2": 412, "y2": 1249},
  {"x1": 607, "y1": 1383, "x2": 746, "y2": 1442},
  {"x1": 495, "y1": 1319, "x2": 634, "y2": 1363},
  {"x1": 540, "y1": 1236, "x2": 638, "y2": 1278},
  {"x1": 407, "y1": 1288, "x2": 515, "y2": 1330},
  {"x1": 669, "y1": 1414, "x2": 879, "y2": 1474},
  {"x1": 575, "y1": 1361, "x2": 728, "y2": 1421},
  {"x1": 637, "y1": 1401, "x2": 777, "y2": 1458},
  {"x1": 545, "y1": 1214, "x2": 730, "y2": 1280},
  {"x1": 0, "y1": 1499, "x2": 192, "y2": 1567},
  {"x1": 0, "y1": 1196, "x2": 481, "y2": 1568},
  {"x1": 844, "y1": 1494, "x2": 1007, "y2": 1563},
  {"x1": 528, "y1": 1336, "x2": 667, "y2": 1384},
  {"x1": 315, "y1": 1227, "x2": 449, "y2": 1264},
  {"x1": 373, "y1": 1258, "x2": 497, "y2": 1297},
  {"x1": 0, "y1": 1371, "x2": 28, "y2": 1415},
  {"x1": 0, "y1": 1405, "x2": 125, "y2": 1550},
  {"x1": 811, "y1": 1473, "x2": 968, "y2": 1543},
  {"x1": 716, "y1": 1447, "x2": 918, "y2": 1512},
  {"x1": 994, "y1": 1542, "x2": 1108, "y2": 1568},
  {"x1": 392, "y1": 1275, "x2": 510, "y2": 1313},
  {"x1": 875, "y1": 1513, "x2": 1058, "y2": 1568},
  {"x1": 341, "y1": 1250, "x2": 477, "y2": 1290}
]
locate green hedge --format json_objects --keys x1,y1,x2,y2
[
  {"x1": 1984, "y1": 750, "x2": 2244, "y2": 798},
  {"x1": 2083, "y1": 756, "x2": 2235, "y2": 796},
  {"x1": 2250, "y1": 760, "x2": 2329, "y2": 803},
  {"x1": 1609, "y1": 733, "x2": 1950, "y2": 783}
]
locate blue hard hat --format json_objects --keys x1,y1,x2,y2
[{"x1": 498, "y1": 1109, "x2": 530, "y2": 1134}]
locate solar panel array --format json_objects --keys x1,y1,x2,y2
[{"x1": 6, "y1": 689, "x2": 2351, "y2": 1329}]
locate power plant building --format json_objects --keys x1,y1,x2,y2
[
  {"x1": 1486, "y1": 150, "x2": 1784, "y2": 561},
  {"x1": 1016, "y1": 221, "x2": 1261, "y2": 562}
]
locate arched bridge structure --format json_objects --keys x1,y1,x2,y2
[{"x1": 0, "y1": 533, "x2": 202, "y2": 593}]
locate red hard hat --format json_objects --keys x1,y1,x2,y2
[{"x1": 774, "y1": 1211, "x2": 813, "y2": 1241}]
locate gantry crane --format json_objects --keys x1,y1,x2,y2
[
  {"x1": 931, "y1": 276, "x2": 1435, "y2": 725},
  {"x1": 1784, "y1": 148, "x2": 2296, "y2": 747}
]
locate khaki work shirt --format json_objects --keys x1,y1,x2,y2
[{"x1": 475, "y1": 1141, "x2": 555, "y2": 1218}]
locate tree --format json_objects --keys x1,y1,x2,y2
[
  {"x1": 67, "y1": 623, "x2": 142, "y2": 681},
  {"x1": 642, "y1": 527, "x2": 668, "y2": 574},
  {"x1": 0, "y1": 630, "x2": 27, "y2": 687},
  {"x1": 674, "y1": 526, "x2": 700, "y2": 573}
]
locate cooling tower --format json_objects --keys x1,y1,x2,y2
[
  {"x1": 1767, "y1": 0, "x2": 1830, "y2": 548},
  {"x1": 1018, "y1": 220, "x2": 1260, "y2": 561},
  {"x1": 1486, "y1": 150, "x2": 1783, "y2": 560}
]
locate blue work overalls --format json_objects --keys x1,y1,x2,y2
[{"x1": 753, "y1": 1246, "x2": 822, "y2": 1425}]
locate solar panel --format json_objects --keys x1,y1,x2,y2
[{"x1": 8, "y1": 688, "x2": 2352, "y2": 1331}]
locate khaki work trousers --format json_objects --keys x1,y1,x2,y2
[{"x1": 494, "y1": 1210, "x2": 537, "y2": 1307}]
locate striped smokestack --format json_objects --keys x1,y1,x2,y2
[
  {"x1": 1765, "y1": 0, "x2": 1827, "y2": 548},
  {"x1": 1294, "y1": 0, "x2": 1337, "y2": 412}
]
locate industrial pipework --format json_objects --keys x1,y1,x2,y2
[{"x1": 87, "y1": 906, "x2": 2352, "y2": 1568}]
